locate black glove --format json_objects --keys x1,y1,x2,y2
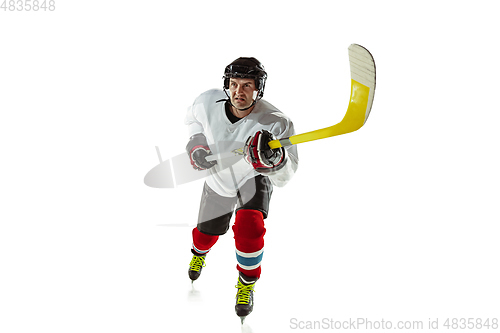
[
  {"x1": 243, "y1": 129, "x2": 286, "y2": 173},
  {"x1": 186, "y1": 133, "x2": 217, "y2": 171}
]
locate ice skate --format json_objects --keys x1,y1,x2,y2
[
  {"x1": 235, "y1": 272, "x2": 258, "y2": 323},
  {"x1": 188, "y1": 249, "x2": 206, "y2": 282}
]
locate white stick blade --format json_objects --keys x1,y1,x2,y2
[{"x1": 348, "y1": 44, "x2": 376, "y2": 123}]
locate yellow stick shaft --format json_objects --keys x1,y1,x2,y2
[{"x1": 268, "y1": 79, "x2": 370, "y2": 149}]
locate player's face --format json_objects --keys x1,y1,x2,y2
[{"x1": 229, "y1": 78, "x2": 257, "y2": 110}]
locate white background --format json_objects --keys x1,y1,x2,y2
[{"x1": 1, "y1": 1, "x2": 499, "y2": 332}]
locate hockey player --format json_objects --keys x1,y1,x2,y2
[{"x1": 185, "y1": 57, "x2": 298, "y2": 321}]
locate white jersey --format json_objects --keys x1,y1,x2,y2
[{"x1": 185, "y1": 89, "x2": 298, "y2": 197}]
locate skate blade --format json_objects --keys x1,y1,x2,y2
[{"x1": 240, "y1": 316, "x2": 246, "y2": 324}]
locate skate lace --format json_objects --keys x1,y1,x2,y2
[
  {"x1": 189, "y1": 255, "x2": 206, "y2": 272},
  {"x1": 235, "y1": 280, "x2": 255, "y2": 305}
]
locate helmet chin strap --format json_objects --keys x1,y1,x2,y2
[{"x1": 219, "y1": 89, "x2": 261, "y2": 112}]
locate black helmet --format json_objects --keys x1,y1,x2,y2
[{"x1": 223, "y1": 57, "x2": 267, "y2": 99}]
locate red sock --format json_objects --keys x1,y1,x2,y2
[
  {"x1": 192, "y1": 227, "x2": 219, "y2": 255},
  {"x1": 232, "y1": 209, "x2": 266, "y2": 279}
]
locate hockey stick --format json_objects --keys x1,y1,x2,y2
[
  {"x1": 205, "y1": 43, "x2": 376, "y2": 162},
  {"x1": 145, "y1": 44, "x2": 375, "y2": 188},
  {"x1": 269, "y1": 44, "x2": 375, "y2": 149}
]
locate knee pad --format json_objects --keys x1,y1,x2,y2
[{"x1": 233, "y1": 209, "x2": 266, "y2": 252}]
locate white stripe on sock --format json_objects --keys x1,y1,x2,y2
[
  {"x1": 237, "y1": 262, "x2": 262, "y2": 271},
  {"x1": 235, "y1": 247, "x2": 264, "y2": 258},
  {"x1": 192, "y1": 243, "x2": 210, "y2": 254}
]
